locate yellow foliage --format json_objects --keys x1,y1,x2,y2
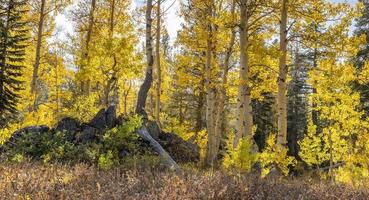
[
  {"x1": 0, "y1": 124, "x2": 19, "y2": 145},
  {"x1": 259, "y1": 135, "x2": 296, "y2": 177},
  {"x1": 64, "y1": 93, "x2": 101, "y2": 122},
  {"x1": 299, "y1": 116, "x2": 329, "y2": 167},
  {"x1": 223, "y1": 135, "x2": 258, "y2": 173}
]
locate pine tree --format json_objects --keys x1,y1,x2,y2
[
  {"x1": 287, "y1": 48, "x2": 310, "y2": 158},
  {"x1": 253, "y1": 93, "x2": 277, "y2": 150},
  {"x1": 354, "y1": 0, "x2": 369, "y2": 117},
  {"x1": 355, "y1": 0, "x2": 369, "y2": 70},
  {"x1": 0, "y1": 0, "x2": 28, "y2": 128}
]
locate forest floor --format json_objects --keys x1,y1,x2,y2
[{"x1": 1, "y1": 162, "x2": 369, "y2": 200}]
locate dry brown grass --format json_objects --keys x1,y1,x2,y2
[{"x1": 0, "y1": 162, "x2": 368, "y2": 200}]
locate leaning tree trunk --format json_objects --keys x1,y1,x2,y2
[
  {"x1": 135, "y1": 0, "x2": 180, "y2": 171},
  {"x1": 277, "y1": 0, "x2": 288, "y2": 147},
  {"x1": 135, "y1": 0, "x2": 154, "y2": 116}
]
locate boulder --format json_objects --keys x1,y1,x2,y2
[
  {"x1": 116, "y1": 114, "x2": 127, "y2": 126},
  {"x1": 89, "y1": 105, "x2": 117, "y2": 130},
  {"x1": 76, "y1": 126, "x2": 100, "y2": 143},
  {"x1": 159, "y1": 132, "x2": 200, "y2": 163},
  {"x1": 105, "y1": 106, "x2": 116, "y2": 128},
  {"x1": 13, "y1": 125, "x2": 50, "y2": 135},
  {"x1": 10, "y1": 125, "x2": 49, "y2": 141},
  {"x1": 55, "y1": 117, "x2": 80, "y2": 141},
  {"x1": 1, "y1": 125, "x2": 50, "y2": 150},
  {"x1": 118, "y1": 146, "x2": 130, "y2": 159},
  {"x1": 147, "y1": 121, "x2": 161, "y2": 140}
]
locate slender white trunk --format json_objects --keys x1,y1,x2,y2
[
  {"x1": 135, "y1": 0, "x2": 154, "y2": 116},
  {"x1": 81, "y1": 0, "x2": 96, "y2": 95},
  {"x1": 204, "y1": 1, "x2": 217, "y2": 167},
  {"x1": 214, "y1": 0, "x2": 236, "y2": 158},
  {"x1": 55, "y1": 54, "x2": 59, "y2": 118},
  {"x1": 277, "y1": 0, "x2": 288, "y2": 146},
  {"x1": 103, "y1": 0, "x2": 117, "y2": 107},
  {"x1": 235, "y1": 0, "x2": 253, "y2": 148},
  {"x1": 155, "y1": 0, "x2": 162, "y2": 129}
]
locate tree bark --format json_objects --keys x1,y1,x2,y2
[
  {"x1": 135, "y1": 0, "x2": 154, "y2": 117},
  {"x1": 277, "y1": 0, "x2": 288, "y2": 146},
  {"x1": 103, "y1": 1, "x2": 117, "y2": 108},
  {"x1": 204, "y1": 1, "x2": 218, "y2": 167},
  {"x1": 122, "y1": 79, "x2": 132, "y2": 115},
  {"x1": 235, "y1": 0, "x2": 253, "y2": 148},
  {"x1": 54, "y1": 54, "x2": 60, "y2": 118},
  {"x1": 30, "y1": 0, "x2": 46, "y2": 110},
  {"x1": 155, "y1": 0, "x2": 162, "y2": 129},
  {"x1": 133, "y1": 1, "x2": 180, "y2": 171},
  {"x1": 81, "y1": 0, "x2": 96, "y2": 95},
  {"x1": 195, "y1": 89, "x2": 205, "y2": 132},
  {"x1": 214, "y1": 0, "x2": 236, "y2": 164}
]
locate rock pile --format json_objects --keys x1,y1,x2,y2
[{"x1": 1, "y1": 106, "x2": 199, "y2": 163}]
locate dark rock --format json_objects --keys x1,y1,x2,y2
[
  {"x1": 11, "y1": 125, "x2": 49, "y2": 140},
  {"x1": 89, "y1": 109, "x2": 106, "y2": 130},
  {"x1": 158, "y1": 132, "x2": 200, "y2": 163},
  {"x1": 147, "y1": 121, "x2": 161, "y2": 140},
  {"x1": 55, "y1": 117, "x2": 80, "y2": 141},
  {"x1": 118, "y1": 147, "x2": 130, "y2": 159},
  {"x1": 116, "y1": 114, "x2": 127, "y2": 126},
  {"x1": 2, "y1": 125, "x2": 50, "y2": 149},
  {"x1": 105, "y1": 106, "x2": 116, "y2": 128},
  {"x1": 13, "y1": 125, "x2": 49, "y2": 135},
  {"x1": 77, "y1": 126, "x2": 100, "y2": 143},
  {"x1": 89, "y1": 105, "x2": 117, "y2": 130}
]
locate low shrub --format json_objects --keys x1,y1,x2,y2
[{"x1": 0, "y1": 115, "x2": 153, "y2": 169}]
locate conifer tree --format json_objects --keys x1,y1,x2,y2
[
  {"x1": 0, "y1": 0, "x2": 28, "y2": 128},
  {"x1": 354, "y1": 0, "x2": 369, "y2": 117},
  {"x1": 287, "y1": 46, "x2": 310, "y2": 158},
  {"x1": 355, "y1": 0, "x2": 369, "y2": 70}
]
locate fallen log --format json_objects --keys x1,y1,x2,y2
[
  {"x1": 313, "y1": 161, "x2": 345, "y2": 172},
  {"x1": 137, "y1": 126, "x2": 181, "y2": 172}
]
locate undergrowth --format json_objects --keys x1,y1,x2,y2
[{"x1": 1, "y1": 162, "x2": 369, "y2": 200}]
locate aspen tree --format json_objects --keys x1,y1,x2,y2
[
  {"x1": 136, "y1": 0, "x2": 154, "y2": 116},
  {"x1": 276, "y1": 0, "x2": 288, "y2": 146}
]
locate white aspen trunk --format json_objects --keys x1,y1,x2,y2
[
  {"x1": 55, "y1": 54, "x2": 59, "y2": 118},
  {"x1": 235, "y1": 0, "x2": 253, "y2": 148},
  {"x1": 123, "y1": 80, "x2": 132, "y2": 115},
  {"x1": 155, "y1": 0, "x2": 162, "y2": 129},
  {"x1": 277, "y1": 0, "x2": 288, "y2": 146},
  {"x1": 204, "y1": 36, "x2": 217, "y2": 167},
  {"x1": 103, "y1": 0, "x2": 117, "y2": 107},
  {"x1": 135, "y1": 0, "x2": 154, "y2": 116},
  {"x1": 135, "y1": 0, "x2": 180, "y2": 171},
  {"x1": 81, "y1": 0, "x2": 96, "y2": 95},
  {"x1": 214, "y1": 0, "x2": 236, "y2": 160},
  {"x1": 204, "y1": 1, "x2": 217, "y2": 167}
]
